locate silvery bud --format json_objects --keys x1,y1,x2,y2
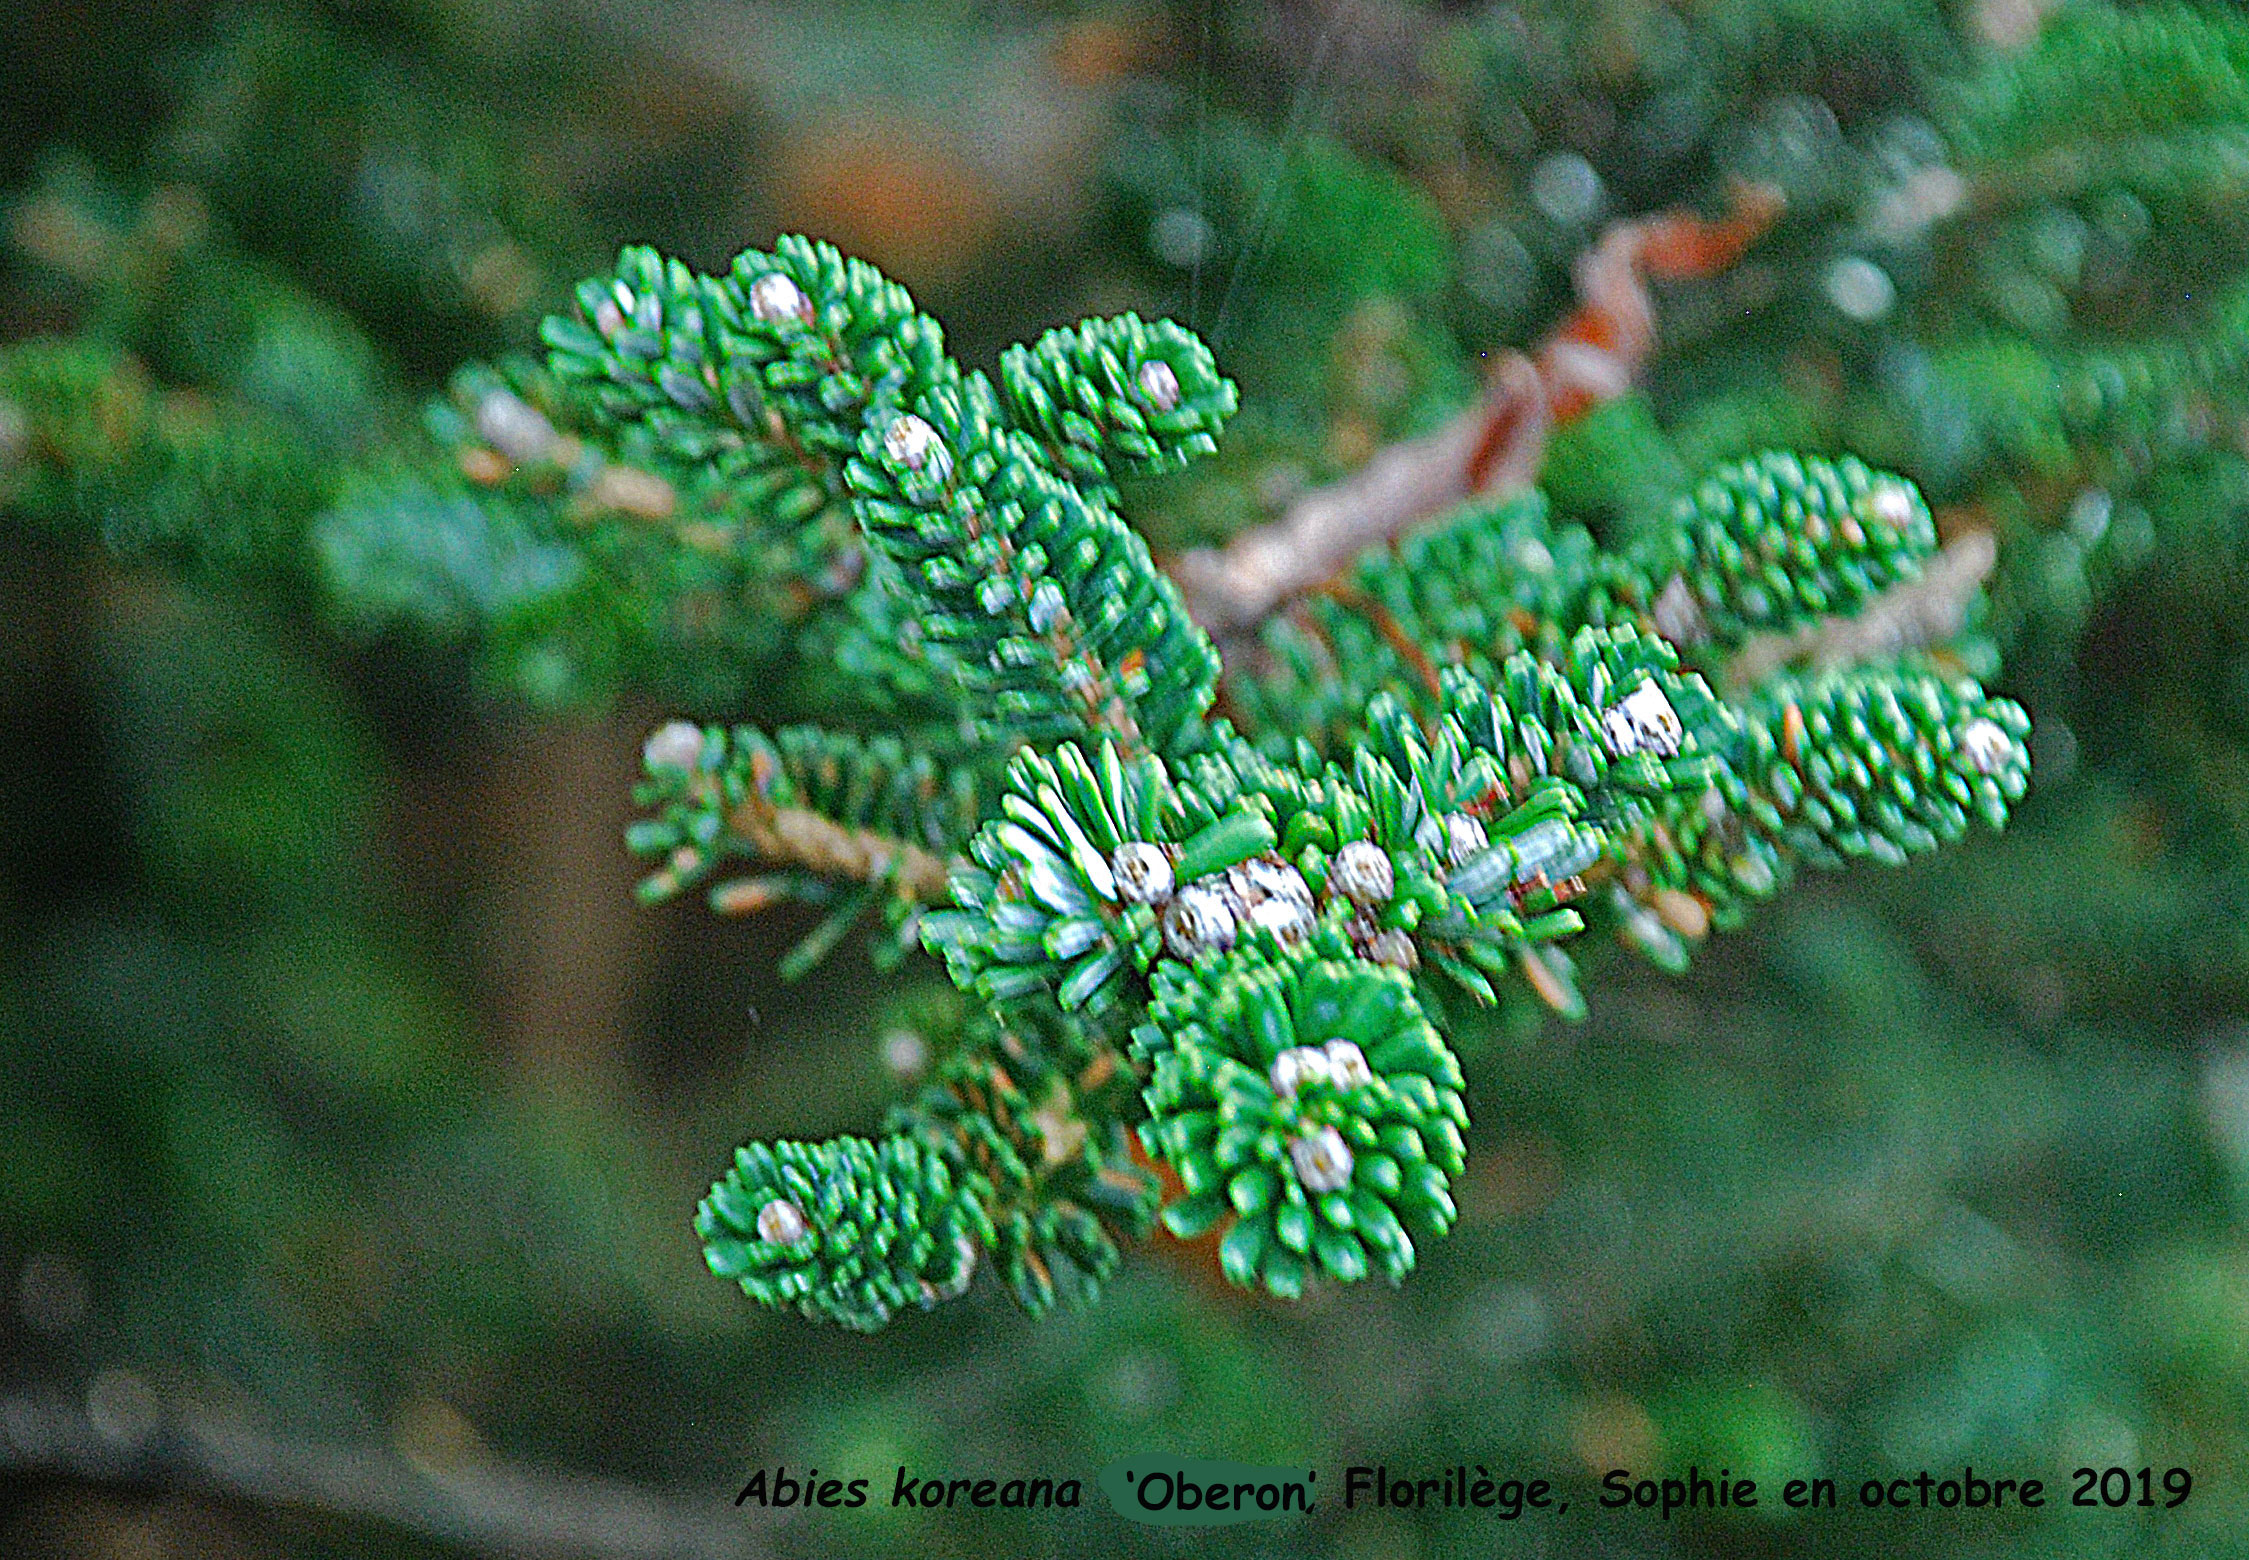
[{"x1": 1329, "y1": 841, "x2": 1394, "y2": 908}]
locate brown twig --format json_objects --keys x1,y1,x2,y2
[
  {"x1": 1169, "y1": 184, "x2": 1785, "y2": 639},
  {"x1": 1721, "y1": 530, "x2": 2001, "y2": 694},
  {"x1": 726, "y1": 792, "x2": 956, "y2": 900},
  {"x1": 1318, "y1": 581, "x2": 1446, "y2": 699},
  {"x1": 1169, "y1": 352, "x2": 1547, "y2": 637}
]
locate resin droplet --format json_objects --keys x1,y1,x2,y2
[
  {"x1": 1652, "y1": 573, "x2": 1708, "y2": 645},
  {"x1": 756, "y1": 1198, "x2": 809, "y2": 1246},
  {"x1": 1228, "y1": 857, "x2": 1316, "y2": 944},
  {"x1": 1322, "y1": 1039, "x2": 1372, "y2": 1090},
  {"x1": 1601, "y1": 680, "x2": 1684, "y2": 758},
  {"x1": 1161, "y1": 881, "x2": 1239, "y2": 960},
  {"x1": 1960, "y1": 717, "x2": 2013, "y2": 775},
  {"x1": 1110, "y1": 842, "x2": 1175, "y2": 906},
  {"x1": 1329, "y1": 841, "x2": 1394, "y2": 908},
  {"x1": 1137, "y1": 358, "x2": 1182, "y2": 411},
  {"x1": 883, "y1": 413, "x2": 951, "y2": 481},
  {"x1": 1289, "y1": 1127, "x2": 1354, "y2": 1193},
  {"x1": 475, "y1": 390, "x2": 561, "y2": 465},
  {"x1": 1246, "y1": 895, "x2": 1314, "y2": 944},
  {"x1": 881, "y1": 1028, "x2": 927, "y2": 1079},
  {"x1": 748, "y1": 271, "x2": 814, "y2": 326},
  {"x1": 642, "y1": 719, "x2": 705, "y2": 773},
  {"x1": 1444, "y1": 814, "x2": 1489, "y2": 867},
  {"x1": 1363, "y1": 929, "x2": 1418, "y2": 970},
  {"x1": 1865, "y1": 481, "x2": 1917, "y2": 528},
  {"x1": 1269, "y1": 1045, "x2": 1333, "y2": 1098}
]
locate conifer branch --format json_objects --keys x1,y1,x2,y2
[
  {"x1": 4, "y1": 143, "x2": 2056, "y2": 1335},
  {"x1": 552, "y1": 217, "x2": 2031, "y2": 1327}
]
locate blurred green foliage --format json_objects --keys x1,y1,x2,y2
[{"x1": 7, "y1": 0, "x2": 2249, "y2": 1556}]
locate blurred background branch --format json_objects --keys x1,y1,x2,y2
[{"x1": 0, "y1": 1386, "x2": 769, "y2": 1560}]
